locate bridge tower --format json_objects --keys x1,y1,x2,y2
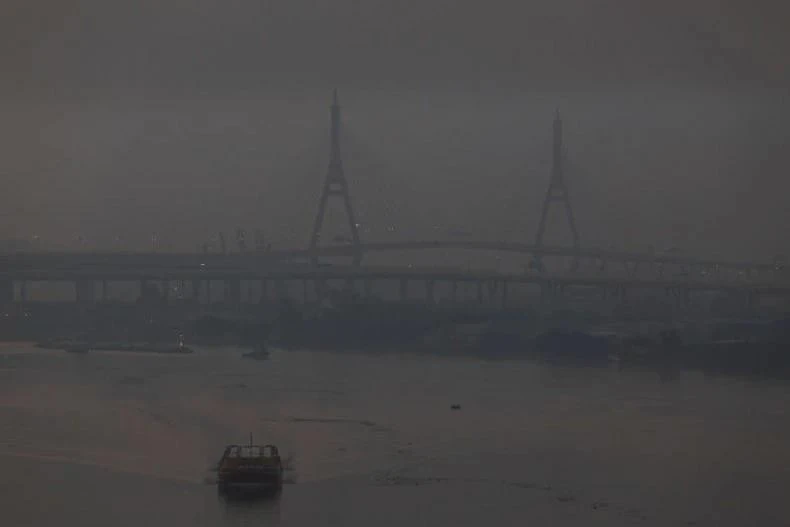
[
  {"x1": 309, "y1": 90, "x2": 362, "y2": 266},
  {"x1": 533, "y1": 110, "x2": 580, "y2": 270}
]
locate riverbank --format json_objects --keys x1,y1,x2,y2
[
  {"x1": 35, "y1": 340, "x2": 193, "y2": 354},
  {"x1": 12, "y1": 300, "x2": 790, "y2": 381}
]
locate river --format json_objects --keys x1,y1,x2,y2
[{"x1": 1, "y1": 343, "x2": 789, "y2": 526}]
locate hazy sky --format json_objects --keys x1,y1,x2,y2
[{"x1": 2, "y1": 1, "x2": 789, "y2": 258}]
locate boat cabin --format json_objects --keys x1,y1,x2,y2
[{"x1": 222, "y1": 444, "x2": 280, "y2": 460}]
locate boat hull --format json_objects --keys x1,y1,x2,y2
[
  {"x1": 218, "y1": 475, "x2": 282, "y2": 497},
  {"x1": 217, "y1": 466, "x2": 283, "y2": 496}
]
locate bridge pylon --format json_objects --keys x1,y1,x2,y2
[
  {"x1": 533, "y1": 110, "x2": 580, "y2": 271},
  {"x1": 308, "y1": 90, "x2": 362, "y2": 266}
]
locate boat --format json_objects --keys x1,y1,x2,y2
[
  {"x1": 242, "y1": 343, "x2": 270, "y2": 360},
  {"x1": 216, "y1": 436, "x2": 283, "y2": 496}
]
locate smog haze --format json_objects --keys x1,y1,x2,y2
[{"x1": 2, "y1": 0, "x2": 789, "y2": 258}]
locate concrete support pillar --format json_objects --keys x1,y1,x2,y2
[
  {"x1": 161, "y1": 281, "x2": 169, "y2": 302},
  {"x1": 540, "y1": 281, "x2": 553, "y2": 303},
  {"x1": 226, "y1": 278, "x2": 241, "y2": 305},
  {"x1": 664, "y1": 287, "x2": 676, "y2": 305},
  {"x1": 399, "y1": 279, "x2": 408, "y2": 301},
  {"x1": 501, "y1": 280, "x2": 508, "y2": 308},
  {"x1": 426, "y1": 280, "x2": 435, "y2": 304},
  {"x1": 75, "y1": 280, "x2": 96, "y2": 306},
  {"x1": 0, "y1": 280, "x2": 13, "y2": 304},
  {"x1": 477, "y1": 281, "x2": 484, "y2": 304},
  {"x1": 275, "y1": 279, "x2": 287, "y2": 301},
  {"x1": 20, "y1": 281, "x2": 28, "y2": 303},
  {"x1": 313, "y1": 279, "x2": 326, "y2": 303},
  {"x1": 363, "y1": 279, "x2": 373, "y2": 298},
  {"x1": 0, "y1": 280, "x2": 14, "y2": 305},
  {"x1": 101, "y1": 280, "x2": 109, "y2": 302},
  {"x1": 747, "y1": 290, "x2": 758, "y2": 310},
  {"x1": 451, "y1": 281, "x2": 457, "y2": 303},
  {"x1": 191, "y1": 280, "x2": 201, "y2": 303},
  {"x1": 260, "y1": 280, "x2": 269, "y2": 304},
  {"x1": 486, "y1": 280, "x2": 499, "y2": 300},
  {"x1": 303, "y1": 280, "x2": 309, "y2": 304}
]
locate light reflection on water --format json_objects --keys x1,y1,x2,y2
[{"x1": 1, "y1": 344, "x2": 789, "y2": 526}]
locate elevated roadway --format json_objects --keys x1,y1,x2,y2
[{"x1": 0, "y1": 241, "x2": 782, "y2": 275}]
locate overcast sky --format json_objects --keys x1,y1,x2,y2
[{"x1": 1, "y1": 0, "x2": 788, "y2": 258}]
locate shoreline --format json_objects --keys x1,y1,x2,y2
[{"x1": 18, "y1": 332, "x2": 790, "y2": 383}]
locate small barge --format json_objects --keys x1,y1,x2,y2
[{"x1": 217, "y1": 438, "x2": 283, "y2": 496}]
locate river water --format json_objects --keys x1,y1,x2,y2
[{"x1": 1, "y1": 343, "x2": 789, "y2": 526}]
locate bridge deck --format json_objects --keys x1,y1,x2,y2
[
  {"x1": 0, "y1": 241, "x2": 780, "y2": 272},
  {"x1": 0, "y1": 242, "x2": 786, "y2": 297}
]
